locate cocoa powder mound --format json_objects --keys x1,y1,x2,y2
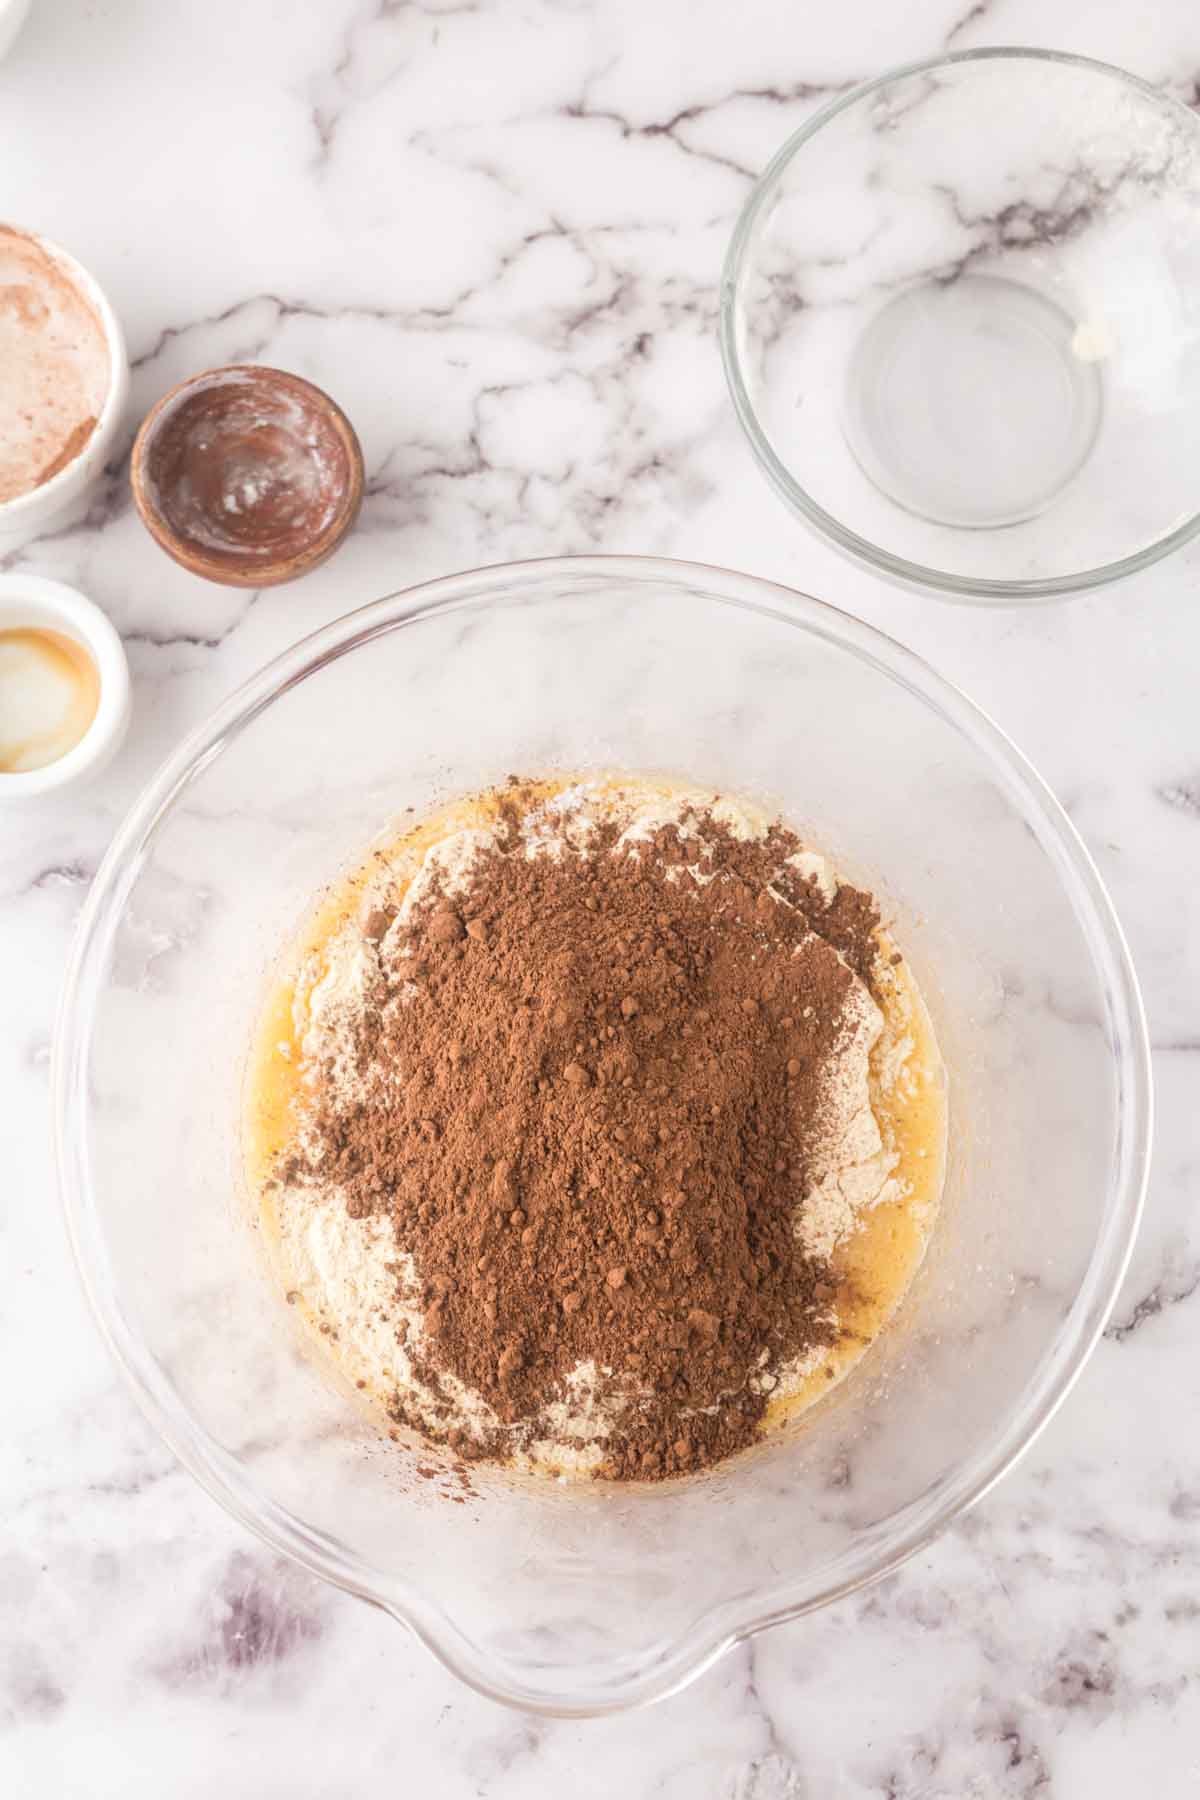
[{"x1": 287, "y1": 790, "x2": 882, "y2": 1481}]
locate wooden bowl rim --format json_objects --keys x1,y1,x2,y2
[{"x1": 129, "y1": 364, "x2": 364, "y2": 587}]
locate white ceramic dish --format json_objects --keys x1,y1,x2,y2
[
  {"x1": 0, "y1": 574, "x2": 130, "y2": 799},
  {"x1": 0, "y1": 226, "x2": 129, "y2": 547}
]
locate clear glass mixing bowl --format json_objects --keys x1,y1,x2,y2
[
  {"x1": 56, "y1": 557, "x2": 1151, "y2": 1714},
  {"x1": 721, "y1": 50, "x2": 1200, "y2": 599}
]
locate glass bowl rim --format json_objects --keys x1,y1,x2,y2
[
  {"x1": 719, "y1": 46, "x2": 1200, "y2": 602},
  {"x1": 53, "y1": 552, "x2": 1152, "y2": 1713}
]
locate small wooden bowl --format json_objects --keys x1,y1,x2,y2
[{"x1": 130, "y1": 366, "x2": 364, "y2": 587}]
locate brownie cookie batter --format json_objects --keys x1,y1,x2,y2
[{"x1": 246, "y1": 778, "x2": 946, "y2": 1481}]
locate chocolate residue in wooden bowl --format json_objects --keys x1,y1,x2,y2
[{"x1": 131, "y1": 365, "x2": 363, "y2": 587}]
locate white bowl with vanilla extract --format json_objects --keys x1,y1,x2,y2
[{"x1": 0, "y1": 575, "x2": 130, "y2": 800}]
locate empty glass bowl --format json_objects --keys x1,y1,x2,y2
[
  {"x1": 722, "y1": 50, "x2": 1200, "y2": 599},
  {"x1": 56, "y1": 557, "x2": 1150, "y2": 1713}
]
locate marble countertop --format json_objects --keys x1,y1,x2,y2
[{"x1": 3, "y1": 1, "x2": 1199, "y2": 1794}]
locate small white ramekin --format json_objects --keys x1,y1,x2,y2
[
  {"x1": 0, "y1": 227, "x2": 130, "y2": 547},
  {"x1": 0, "y1": 575, "x2": 131, "y2": 800}
]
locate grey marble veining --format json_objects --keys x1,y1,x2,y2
[{"x1": 2, "y1": 1, "x2": 1199, "y2": 1794}]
